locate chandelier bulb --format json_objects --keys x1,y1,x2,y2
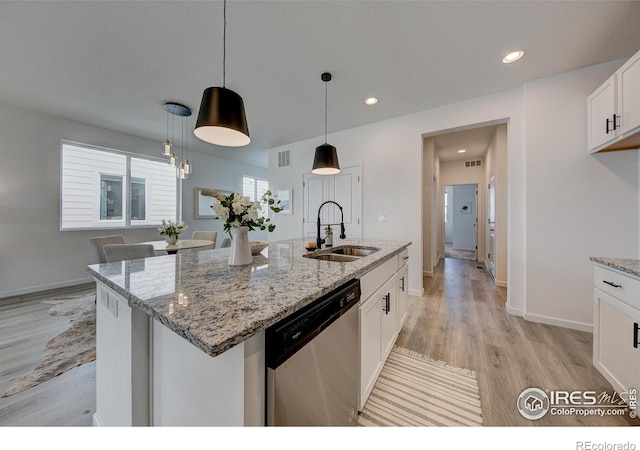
[
  {"x1": 169, "y1": 153, "x2": 176, "y2": 168},
  {"x1": 163, "y1": 139, "x2": 172, "y2": 156}
]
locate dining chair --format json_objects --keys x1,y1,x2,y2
[
  {"x1": 220, "y1": 237, "x2": 231, "y2": 248},
  {"x1": 191, "y1": 231, "x2": 217, "y2": 250},
  {"x1": 103, "y1": 244, "x2": 156, "y2": 263},
  {"x1": 89, "y1": 235, "x2": 125, "y2": 264}
]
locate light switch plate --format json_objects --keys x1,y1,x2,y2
[{"x1": 378, "y1": 214, "x2": 387, "y2": 222}]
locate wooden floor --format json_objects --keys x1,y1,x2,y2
[
  {"x1": 0, "y1": 263, "x2": 637, "y2": 427},
  {"x1": 396, "y1": 257, "x2": 639, "y2": 426}
]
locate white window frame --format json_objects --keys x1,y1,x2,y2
[
  {"x1": 243, "y1": 175, "x2": 269, "y2": 219},
  {"x1": 60, "y1": 140, "x2": 178, "y2": 231}
]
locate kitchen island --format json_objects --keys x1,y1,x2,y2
[{"x1": 87, "y1": 237, "x2": 411, "y2": 426}]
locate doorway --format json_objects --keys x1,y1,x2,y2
[{"x1": 444, "y1": 184, "x2": 477, "y2": 261}]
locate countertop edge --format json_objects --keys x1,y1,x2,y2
[{"x1": 590, "y1": 256, "x2": 640, "y2": 279}]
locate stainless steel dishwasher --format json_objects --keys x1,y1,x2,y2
[{"x1": 266, "y1": 278, "x2": 360, "y2": 426}]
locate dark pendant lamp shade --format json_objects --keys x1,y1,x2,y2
[
  {"x1": 312, "y1": 144, "x2": 340, "y2": 175},
  {"x1": 312, "y1": 72, "x2": 340, "y2": 175},
  {"x1": 194, "y1": 86, "x2": 250, "y2": 147}
]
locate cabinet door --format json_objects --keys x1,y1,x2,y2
[
  {"x1": 380, "y1": 277, "x2": 398, "y2": 360},
  {"x1": 588, "y1": 74, "x2": 617, "y2": 153},
  {"x1": 396, "y1": 264, "x2": 409, "y2": 330},
  {"x1": 359, "y1": 293, "x2": 382, "y2": 410},
  {"x1": 618, "y1": 50, "x2": 640, "y2": 137},
  {"x1": 593, "y1": 288, "x2": 640, "y2": 394}
]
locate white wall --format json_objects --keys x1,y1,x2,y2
[
  {"x1": 0, "y1": 102, "x2": 266, "y2": 298},
  {"x1": 268, "y1": 58, "x2": 638, "y2": 329},
  {"x1": 269, "y1": 86, "x2": 527, "y2": 303},
  {"x1": 524, "y1": 61, "x2": 638, "y2": 331}
]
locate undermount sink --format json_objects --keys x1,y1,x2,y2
[
  {"x1": 329, "y1": 246, "x2": 380, "y2": 257},
  {"x1": 303, "y1": 245, "x2": 380, "y2": 262},
  {"x1": 304, "y1": 253, "x2": 361, "y2": 262}
]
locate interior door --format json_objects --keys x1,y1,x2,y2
[
  {"x1": 452, "y1": 184, "x2": 477, "y2": 254},
  {"x1": 302, "y1": 166, "x2": 361, "y2": 240},
  {"x1": 487, "y1": 172, "x2": 496, "y2": 279}
]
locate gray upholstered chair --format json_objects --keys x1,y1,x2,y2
[
  {"x1": 89, "y1": 235, "x2": 125, "y2": 263},
  {"x1": 191, "y1": 231, "x2": 217, "y2": 250},
  {"x1": 220, "y1": 237, "x2": 231, "y2": 248},
  {"x1": 103, "y1": 244, "x2": 155, "y2": 263}
]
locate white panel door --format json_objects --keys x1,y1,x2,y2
[{"x1": 303, "y1": 165, "x2": 360, "y2": 241}]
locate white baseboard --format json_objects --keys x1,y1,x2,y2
[
  {"x1": 523, "y1": 312, "x2": 592, "y2": 333},
  {"x1": 0, "y1": 276, "x2": 94, "y2": 299},
  {"x1": 408, "y1": 288, "x2": 423, "y2": 297},
  {"x1": 505, "y1": 304, "x2": 524, "y2": 317},
  {"x1": 423, "y1": 271, "x2": 433, "y2": 277},
  {"x1": 495, "y1": 280, "x2": 507, "y2": 287}
]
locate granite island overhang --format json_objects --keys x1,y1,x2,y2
[{"x1": 87, "y1": 237, "x2": 411, "y2": 426}]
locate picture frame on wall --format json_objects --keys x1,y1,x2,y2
[
  {"x1": 195, "y1": 187, "x2": 232, "y2": 219},
  {"x1": 277, "y1": 189, "x2": 292, "y2": 215}
]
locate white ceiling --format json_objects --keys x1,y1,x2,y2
[
  {"x1": 2, "y1": 1, "x2": 640, "y2": 169},
  {"x1": 433, "y1": 125, "x2": 498, "y2": 163}
]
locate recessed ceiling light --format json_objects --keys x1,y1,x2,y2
[
  {"x1": 503, "y1": 50, "x2": 524, "y2": 63},
  {"x1": 365, "y1": 97, "x2": 378, "y2": 105},
  {"x1": 457, "y1": 149, "x2": 467, "y2": 153}
]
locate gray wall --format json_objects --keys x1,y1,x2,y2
[{"x1": 0, "y1": 102, "x2": 267, "y2": 298}]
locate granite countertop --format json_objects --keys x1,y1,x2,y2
[
  {"x1": 88, "y1": 237, "x2": 410, "y2": 358},
  {"x1": 590, "y1": 256, "x2": 640, "y2": 278}
]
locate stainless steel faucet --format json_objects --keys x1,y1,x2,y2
[{"x1": 316, "y1": 200, "x2": 346, "y2": 249}]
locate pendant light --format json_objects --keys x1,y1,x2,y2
[
  {"x1": 194, "y1": 0, "x2": 250, "y2": 147},
  {"x1": 162, "y1": 102, "x2": 192, "y2": 178},
  {"x1": 162, "y1": 108, "x2": 172, "y2": 156},
  {"x1": 312, "y1": 72, "x2": 340, "y2": 175}
]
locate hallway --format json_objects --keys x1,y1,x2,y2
[{"x1": 396, "y1": 257, "x2": 638, "y2": 426}]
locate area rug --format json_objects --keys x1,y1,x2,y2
[
  {"x1": 358, "y1": 346, "x2": 483, "y2": 426},
  {"x1": 1, "y1": 291, "x2": 96, "y2": 398},
  {"x1": 445, "y1": 243, "x2": 476, "y2": 261}
]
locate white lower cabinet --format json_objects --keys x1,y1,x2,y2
[
  {"x1": 592, "y1": 265, "x2": 640, "y2": 395},
  {"x1": 359, "y1": 288, "x2": 382, "y2": 410},
  {"x1": 396, "y1": 261, "x2": 409, "y2": 330},
  {"x1": 358, "y1": 248, "x2": 410, "y2": 411}
]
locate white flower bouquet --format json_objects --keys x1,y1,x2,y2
[
  {"x1": 158, "y1": 219, "x2": 188, "y2": 236},
  {"x1": 200, "y1": 189, "x2": 282, "y2": 233}
]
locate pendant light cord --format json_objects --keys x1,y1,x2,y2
[
  {"x1": 222, "y1": 0, "x2": 226, "y2": 88},
  {"x1": 324, "y1": 80, "x2": 328, "y2": 143}
]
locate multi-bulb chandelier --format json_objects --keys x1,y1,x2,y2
[{"x1": 162, "y1": 102, "x2": 192, "y2": 179}]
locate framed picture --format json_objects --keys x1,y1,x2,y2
[
  {"x1": 277, "y1": 189, "x2": 292, "y2": 215},
  {"x1": 195, "y1": 188, "x2": 231, "y2": 219}
]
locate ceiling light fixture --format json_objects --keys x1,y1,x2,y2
[
  {"x1": 503, "y1": 50, "x2": 524, "y2": 63},
  {"x1": 312, "y1": 72, "x2": 340, "y2": 175},
  {"x1": 163, "y1": 102, "x2": 192, "y2": 179},
  {"x1": 365, "y1": 97, "x2": 378, "y2": 105},
  {"x1": 457, "y1": 149, "x2": 467, "y2": 153},
  {"x1": 194, "y1": 0, "x2": 250, "y2": 147}
]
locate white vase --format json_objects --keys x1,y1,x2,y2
[
  {"x1": 228, "y1": 226, "x2": 252, "y2": 266},
  {"x1": 165, "y1": 234, "x2": 178, "y2": 245}
]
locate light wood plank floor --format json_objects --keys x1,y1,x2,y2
[
  {"x1": 396, "y1": 257, "x2": 639, "y2": 426},
  {"x1": 1, "y1": 263, "x2": 637, "y2": 427}
]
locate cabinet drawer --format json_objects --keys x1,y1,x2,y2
[
  {"x1": 359, "y1": 256, "x2": 398, "y2": 303},
  {"x1": 594, "y1": 265, "x2": 640, "y2": 309},
  {"x1": 398, "y1": 248, "x2": 409, "y2": 268}
]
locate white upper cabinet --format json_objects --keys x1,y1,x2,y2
[
  {"x1": 618, "y1": 50, "x2": 640, "y2": 137},
  {"x1": 587, "y1": 75, "x2": 617, "y2": 152},
  {"x1": 588, "y1": 49, "x2": 640, "y2": 153}
]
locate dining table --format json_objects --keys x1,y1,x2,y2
[{"x1": 139, "y1": 239, "x2": 215, "y2": 255}]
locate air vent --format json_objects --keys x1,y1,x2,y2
[
  {"x1": 464, "y1": 160, "x2": 482, "y2": 168},
  {"x1": 277, "y1": 150, "x2": 291, "y2": 168}
]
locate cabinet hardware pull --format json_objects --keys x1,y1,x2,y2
[
  {"x1": 634, "y1": 323, "x2": 639, "y2": 349},
  {"x1": 603, "y1": 280, "x2": 622, "y2": 288},
  {"x1": 606, "y1": 118, "x2": 612, "y2": 134},
  {"x1": 613, "y1": 114, "x2": 620, "y2": 130},
  {"x1": 401, "y1": 277, "x2": 405, "y2": 292},
  {"x1": 403, "y1": 256, "x2": 409, "y2": 260}
]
